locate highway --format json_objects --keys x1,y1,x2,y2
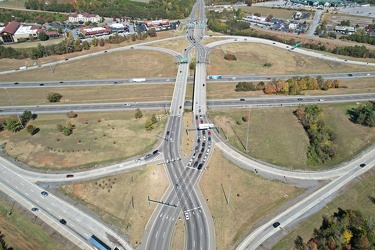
[{"x1": 1, "y1": 93, "x2": 375, "y2": 115}]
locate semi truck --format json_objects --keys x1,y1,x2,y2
[
  {"x1": 132, "y1": 78, "x2": 146, "y2": 82},
  {"x1": 207, "y1": 75, "x2": 222, "y2": 79}
]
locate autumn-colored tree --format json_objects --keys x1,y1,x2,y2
[
  {"x1": 333, "y1": 79, "x2": 342, "y2": 88},
  {"x1": 26, "y1": 124, "x2": 36, "y2": 135},
  {"x1": 145, "y1": 119, "x2": 153, "y2": 131},
  {"x1": 264, "y1": 82, "x2": 277, "y2": 94}
]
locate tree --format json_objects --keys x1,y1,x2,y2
[
  {"x1": 92, "y1": 38, "x2": 98, "y2": 47},
  {"x1": 62, "y1": 126, "x2": 72, "y2": 136},
  {"x1": 4, "y1": 118, "x2": 22, "y2": 132},
  {"x1": 145, "y1": 119, "x2": 154, "y2": 130},
  {"x1": 57, "y1": 124, "x2": 64, "y2": 132},
  {"x1": 99, "y1": 39, "x2": 105, "y2": 47},
  {"x1": 38, "y1": 31, "x2": 49, "y2": 41},
  {"x1": 135, "y1": 108, "x2": 143, "y2": 119},
  {"x1": 82, "y1": 41, "x2": 90, "y2": 50},
  {"x1": 26, "y1": 124, "x2": 36, "y2": 135},
  {"x1": 47, "y1": 92, "x2": 63, "y2": 102},
  {"x1": 151, "y1": 114, "x2": 158, "y2": 124},
  {"x1": 21, "y1": 110, "x2": 33, "y2": 125},
  {"x1": 148, "y1": 28, "x2": 157, "y2": 37}
]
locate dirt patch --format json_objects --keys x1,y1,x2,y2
[
  {"x1": 60, "y1": 164, "x2": 169, "y2": 248},
  {"x1": 200, "y1": 150, "x2": 304, "y2": 250},
  {"x1": 180, "y1": 112, "x2": 196, "y2": 160}
]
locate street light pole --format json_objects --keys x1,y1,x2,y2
[
  {"x1": 4, "y1": 88, "x2": 23, "y2": 128},
  {"x1": 245, "y1": 108, "x2": 250, "y2": 151}
]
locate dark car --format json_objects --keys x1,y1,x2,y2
[
  {"x1": 39, "y1": 83, "x2": 44, "y2": 86},
  {"x1": 31, "y1": 207, "x2": 39, "y2": 212},
  {"x1": 197, "y1": 138, "x2": 201, "y2": 143},
  {"x1": 14, "y1": 82, "x2": 19, "y2": 85},
  {"x1": 114, "y1": 81, "x2": 118, "y2": 84},
  {"x1": 208, "y1": 137, "x2": 211, "y2": 142},
  {"x1": 360, "y1": 163, "x2": 366, "y2": 168},
  {"x1": 59, "y1": 219, "x2": 67, "y2": 225},
  {"x1": 153, "y1": 150, "x2": 159, "y2": 154},
  {"x1": 41, "y1": 191, "x2": 48, "y2": 197},
  {"x1": 166, "y1": 131, "x2": 170, "y2": 136},
  {"x1": 240, "y1": 98, "x2": 245, "y2": 101},
  {"x1": 193, "y1": 161, "x2": 198, "y2": 167},
  {"x1": 348, "y1": 73, "x2": 353, "y2": 77},
  {"x1": 59, "y1": 81, "x2": 64, "y2": 83},
  {"x1": 198, "y1": 163, "x2": 203, "y2": 170},
  {"x1": 201, "y1": 148, "x2": 205, "y2": 153},
  {"x1": 273, "y1": 222, "x2": 280, "y2": 228},
  {"x1": 179, "y1": 106, "x2": 182, "y2": 109},
  {"x1": 200, "y1": 119, "x2": 203, "y2": 124},
  {"x1": 65, "y1": 58, "x2": 69, "y2": 61},
  {"x1": 144, "y1": 154, "x2": 152, "y2": 159},
  {"x1": 195, "y1": 146, "x2": 199, "y2": 151},
  {"x1": 202, "y1": 142, "x2": 206, "y2": 147},
  {"x1": 202, "y1": 131, "x2": 206, "y2": 136},
  {"x1": 104, "y1": 50, "x2": 107, "y2": 53},
  {"x1": 297, "y1": 98, "x2": 303, "y2": 101},
  {"x1": 195, "y1": 115, "x2": 198, "y2": 120},
  {"x1": 198, "y1": 153, "x2": 202, "y2": 158},
  {"x1": 66, "y1": 174, "x2": 74, "y2": 178}
]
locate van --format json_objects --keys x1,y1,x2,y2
[{"x1": 19, "y1": 66, "x2": 27, "y2": 70}]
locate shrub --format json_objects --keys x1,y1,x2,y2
[{"x1": 47, "y1": 92, "x2": 63, "y2": 102}]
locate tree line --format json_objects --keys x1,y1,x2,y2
[
  {"x1": 294, "y1": 105, "x2": 337, "y2": 164},
  {"x1": 295, "y1": 208, "x2": 375, "y2": 250},
  {"x1": 24, "y1": 0, "x2": 195, "y2": 20},
  {"x1": 207, "y1": 12, "x2": 375, "y2": 58},
  {"x1": 235, "y1": 76, "x2": 342, "y2": 95},
  {"x1": 0, "y1": 8, "x2": 67, "y2": 24},
  {"x1": 0, "y1": 30, "x2": 156, "y2": 60}
]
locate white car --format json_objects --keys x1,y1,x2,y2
[
  {"x1": 319, "y1": 99, "x2": 324, "y2": 102},
  {"x1": 184, "y1": 212, "x2": 189, "y2": 220}
]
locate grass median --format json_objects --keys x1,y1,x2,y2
[
  {"x1": 209, "y1": 103, "x2": 375, "y2": 170},
  {"x1": 0, "y1": 111, "x2": 167, "y2": 170},
  {"x1": 60, "y1": 163, "x2": 169, "y2": 248},
  {"x1": 200, "y1": 150, "x2": 305, "y2": 250}
]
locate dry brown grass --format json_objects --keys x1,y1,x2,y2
[
  {"x1": 170, "y1": 215, "x2": 185, "y2": 250},
  {"x1": 0, "y1": 84, "x2": 175, "y2": 106},
  {"x1": 3, "y1": 38, "x2": 65, "y2": 49},
  {"x1": 207, "y1": 43, "x2": 375, "y2": 76},
  {"x1": 240, "y1": 6, "x2": 299, "y2": 19},
  {"x1": 0, "y1": 50, "x2": 178, "y2": 82},
  {"x1": 180, "y1": 112, "x2": 195, "y2": 159},
  {"x1": 60, "y1": 163, "x2": 169, "y2": 247},
  {"x1": 200, "y1": 150, "x2": 304, "y2": 249},
  {"x1": 0, "y1": 111, "x2": 167, "y2": 169},
  {"x1": 0, "y1": 30, "x2": 176, "y2": 72},
  {"x1": 151, "y1": 37, "x2": 190, "y2": 54}
]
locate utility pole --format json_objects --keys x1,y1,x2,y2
[
  {"x1": 4, "y1": 88, "x2": 23, "y2": 128},
  {"x1": 227, "y1": 185, "x2": 231, "y2": 205},
  {"x1": 245, "y1": 108, "x2": 250, "y2": 151}
]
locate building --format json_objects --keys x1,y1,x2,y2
[
  {"x1": 144, "y1": 19, "x2": 170, "y2": 28},
  {"x1": 14, "y1": 25, "x2": 39, "y2": 41},
  {"x1": 109, "y1": 23, "x2": 125, "y2": 33},
  {"x1": 81, "y1": 26, "x2": 110, "y2": 37},
  {"x1": 69, "y1": 12, "x2": 101, "y2": 23},
  {"x1": 0, "y1": 21, "x2": 20, "y2": 43},
  {"x1": 335, "y1": 25, "x2": 356, "y2": 34}
]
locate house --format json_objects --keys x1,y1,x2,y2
[
  {"x1": 69, "y1": 12, "x2": 101, "y2": 23},
  {"x1": 335, "y1": 25, "x2": 356, "y2": 34},
  {"x1": 0, "y1": 21, "x2": 20, "y2": 43},
  {"x1": 81, "y1": 26, "x2": 110, "y2": 37}
]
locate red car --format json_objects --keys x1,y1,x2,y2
[
  {"x1": 200, "y1": 119, "x2": 203, "y2": 124},
  {"x1": 195, "y1": 115, "x2": 198, "y2": 120}
]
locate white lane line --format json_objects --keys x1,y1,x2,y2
[
  {"x1": 63, "y1": 210, "x2": 67, "y2": 214},
  {"x1": 25, "y1": 193, "x2": 29, "y2": 196},
  {"x1": 163, "y1": 232, "x2": 165, "y2": 238},
  {"x1": 51, "y1": 203, "x2": 56, "y2": 207},
  {"x1": 30, "y1": 189, "x2": 34, "y2": 192},
  {"x1": 89, "y1": 226, "x2": 94, "y2": 230},
  {"x1": 47, "y1": 207, "x2": 51, "y2": 211},
  {"x1": 20, "y1": 183, "x2": 24, "y2": 186},
  {"x1": 155, "y1": 231, "x2": 158, "y2": 238},
  {"x1": 76, "y1": 218, "x2": 81, "y2": 222}
]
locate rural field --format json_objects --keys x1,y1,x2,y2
[
  {"x1": 272, "y1": 168, "x2": 375, "y2": 250},
  {"x1": 207, "y1": 43, "x2": 375, "y2": 76},
  {"x1": 0, "y1": 193, "x2": 75, "y2": 250},
  {"x1": 240, "y1": 6, "x2": 301, "y2": 19},
  {"x1": 0, "y1": 111, "x2": 167, "y2": 169},
  {"x1": 0, "y1": 0, "x2": 26, "y2": 9},
  {"x1": 60, "y1": 163, "x2": 169, "y2": 248},
  {"x1": 209, "y1": 103, "x2": 375, "y2": 170},
  {"x1": 0, "y1": 30, "x2": 177, "y2": 72},
  {"x1": 206, "y1": 77, "x2": 375, "y2": 100},
  {"x1": 0, "y1": 50, "x2": 178, "y2": 82},
  {"x1": 200, "y1": 150, "x2": 305, "y2": 250},
  {"x1": 3, "y1": 37, "x2": 65, "y2": 48}
]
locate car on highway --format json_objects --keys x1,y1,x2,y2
[
  {"x1": 297, "y1": 98, "x2": 303, "y2": 101},
  {"x1": 198, "y1": 153, "x2": 202, "y2": 158},
  {"x1": 31, "y1": 207, "x2": 39, "y2": 212},
  {"x1": 184, "y1": 212, "x2": 189, "y2": 220},
  {"x1": 348, "y1": 73, "x2": 353, "y2": 77},
  {"x1": 198, "y1": 164, "x2": 203, "y2": 170},
  {"x1": 360, "y1": 163, "x2": 366, "y2": 167},
  {"x1": 135, "y1": 158, "x2": 141, "y2": 163},
  {"x1": 14, "y1": 82, "x2": 19, "y2": 85},
  {"x1": 208, "y1": 137, "x2": 211, "y2": 142},
  {"x1": 41, "y1": 191, "x2": 48, "y2": 197},
  {"x1": 273, "y1": 222, "x2": 280, "y2": 228},
  {"x1": 319, "y1": 99, "x2": 324, "y2": 102},
  {"x1": 200, "y1": 119, "x2": 203, "y2": 124},
  {"x1": 240, "y1": 98, "x2": 245, "y2": 101},
  {"x1": 66, "y1": 174, "x2": 74, "y2": 178},
  {"x1": 195, "y1": 146, "x2": 199, "y2": 151},
  {"x1": 206, "y1": 149, "x2": 210, "y2": 154},
  {"x1": 367, "y1": 73, "x2": 371, "y2": 76},
  {"x1": 202, "y1": 142, "x2": 205, "y2": 147},
  {"x1": 59, "y1": 219, "x2": 67, "y2": 225},
  {"x1": 39, "y1": 83, "x2": 44, "y2": 86},
  {"x1": 193, "y1": 161, "x2": 198, "y2": 168},
  {"x1": 208, "y1": 131, "x2": 211, "y2": 136},
  {"x1": 179, "y1": 106, "x2": 182, "y2": 109},
  {"x1": 144, "y1": 154, "x2": 152, "y2": 159},
  {"x1": 201, "y1": 148, "x2": 205, "y2": 153},
  {"x1": 153, "y1": 150, "x2": 159, "y2": 154},
  {"x1": 0, "y1": 109, "x2": 3, "y2": 112},
  {"x1": 125, "y1": 103, "x2": 131, "y2": 106},
  {"x1": 59, "y1": 81, "x2": 63, "y2": 83},
  {"x1": 166, "y1": 131, "x2": 170, "y2": 136},
  {"x1": 197, "y1": 138, "x2": 201, "y2": 143},
  {"x1": 195, "y1": 115, "x2": 198, "y2": 120}
]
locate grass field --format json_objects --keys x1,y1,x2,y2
[
  {"x1": 0, "y1": 195, "x2": 74, "y2": 250},
  {"x1": 60, "y1": 163, "x2": 169, "y2": 248},
  {"x1": 206, "y1": 78, "x2": 375, "y2": 100},
  {"x1": 0, "y1": 50, "x2": 178, "y2": 82},
  {"x1": 239, "y1": 6, "x2": 300, "y2": 19},
  {"x1": 0, "y1": 84, "x2": 176, "y2": 106},
  {"x1": 0, "y1": 30, "x2": 176, "y2": 72},
  {"x1": 207, "y1": 43, "x2": 375, "y2": 76},
  {"x1": 272, "y1": 168, "x2": 375, "y2": 250},
  {"x1": 200, "y1": 150, "x2": 305, "y2": 250},
  {"x1": 3, "y1": 38, "x2": 65, "y2": 48},
  {"x1": 0, "y1": 0, "x2": 26, "y2": 9},
  {"x1": 0, "y1": 111, "x2": 167, "y2": 169},
  {"x1": 151, "y1": 37, "x2": 190, "y2": 53},
  {"x1": 209, "y1": 104, "x2": 375, "y2": 170}
]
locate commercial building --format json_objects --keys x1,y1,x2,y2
[
  {"x1": 0, "y1": 21, "x2": 20, "y2": 43},
  {"x1": 81, "y1": 26, "x2": 110, "y2": 37},
  {"x1": 69, "y1": 12, "x2": 101, "y2": 23}
]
